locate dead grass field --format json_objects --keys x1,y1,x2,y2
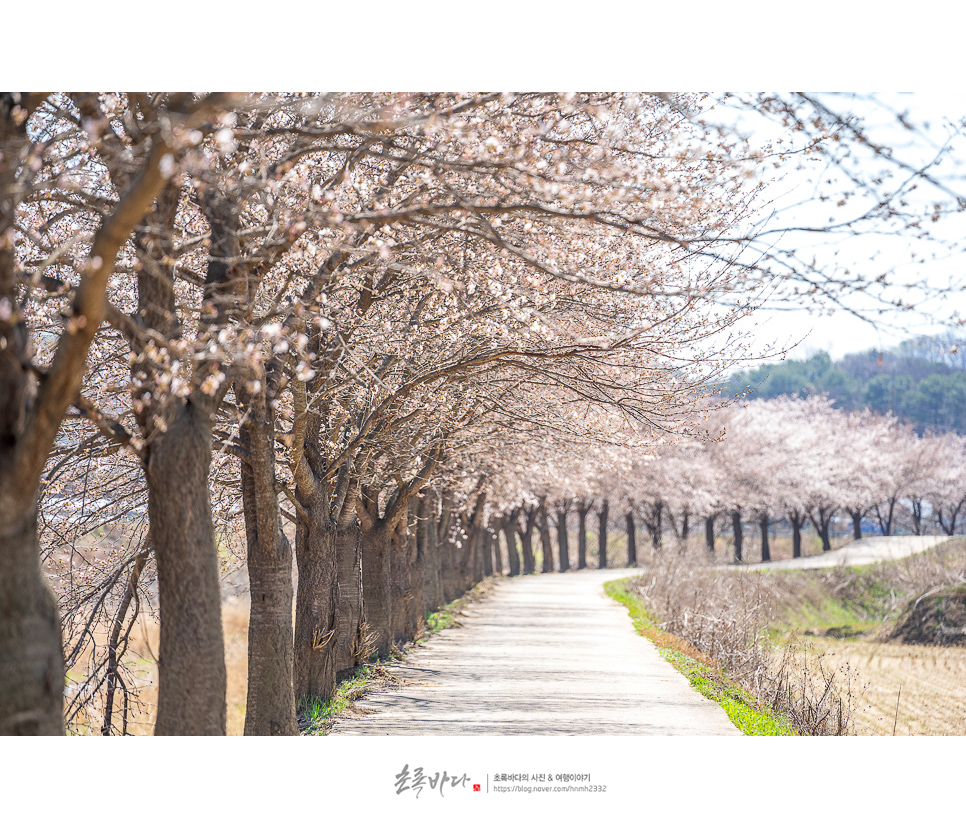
[
  {"x1": 70, "y1": 598, "x2": 251, "y2": 736},
  {"x1": 799, "y1": 635, "x2": 966, "y2": 736}
]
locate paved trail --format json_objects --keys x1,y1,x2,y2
[
  {"x1": 328, "y1": 569, "x2": 740, "y2": 735},
  {"x1": 733, "y1": 535, "x2": 955, "y2": 572}
]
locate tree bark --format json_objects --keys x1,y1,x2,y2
[
  {"x1": 625, "y1": 510, "x2": 638, "y2": 567},
  {"x1": 239, "y1": 417, "x2": 297, "y2": 735},
  {"x1": 705, "y1": 515, "x2": 716, "y2": 554},
  {"x1": 390, "y1": 523, "x2": 417, "y2": 646},
  {"x1": 0, "y1": 508, "x2": 64, "y2": 735},
  {"x1": 293, "y1": 506, "x2": 339, "y2": 704},
  {"x1": 597, "y1": 500, "x2": 609, "y2": 568},
  {"x1": 422, "y1": 499, "x2": 443, "y2": 611},
  {"x1": 148, "y1": 404, "x2": 227, "y2": 735},
  {"x1": 334, "y1": 524, "x2": 364, "y2": 679},
  {"x1": 361, "y1": 524, "x2": 393, "y2": 658},
  {"x1": 557, "y1": 507, "x2": 570, "y2": 572}
]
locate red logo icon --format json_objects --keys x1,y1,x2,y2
[{"x1": 473, "y1": 784, "x2": 481, "y2": 792}]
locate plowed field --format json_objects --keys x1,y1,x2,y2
[{"x1": 803, "y1": 636, "x2": 966, "y2": 735}]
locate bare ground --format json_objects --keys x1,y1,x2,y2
[{"x1": 791, "y1": 635, "x2": 966, "y2": 735}]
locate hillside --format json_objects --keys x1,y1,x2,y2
[{"x1": 723, "y1": 335, "x2": 966, "y2": 435}]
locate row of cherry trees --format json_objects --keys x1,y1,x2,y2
[
  {"x1": 4, "y1": 93, "x2": 963, "y2": 735},
  {"x1": 487, "y1": 396, "x2": 966, "y2": 568}
]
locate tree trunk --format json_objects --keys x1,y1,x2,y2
[
  {"x1": 519, "y1": 508, "x2": 537, "y2": 574},
  {"x1": 876, "y1": 500, "x2": 896, "y2": 536},
  {"x1": 422, "y1": 501, "x2": 443, "y2": 611},
  {"x1": 625, "y1": 510, "x2": 638, "y2": 567},
  {"x1": 482, "y1": 529, "x2": 494, "y2": 577},
  {"x1": 850, "y1": 510, "x2": 863, "y2": 540},
  {"x1": 390, "y1": 524, "x2": 417, "y2": 646},
  {"x1": 809, "y1": 509, "x2": 833, "y2": 551},
  {"x1": 491, "y1": 527, "x2": 504, "y2": 575},
  {"x1": 731, "y1": 510, "x2": 743, "y2": 564},
  {"x1": 293, "y1": 509, "x2": 339, "y2": 704},
  {"x1": 0, "y1": 507, "x2": 64, "y2": 735},
  {"x1": 557, "y1": 508, "x2": 570, "y2": 572},
  {"x1": 759, "y1": 515, "x2": 771, "y2": 563},
  {"x1": 361, "y1": 524, "x2": 393, "y2": 658},
  {"x1": 790, "y1": 512, "x2": 804, "y2": 559},
  {"x1": 705, "y1": 515, "x2": 716, "y2": 554},
  {"x1": 648, "y1": 502, "x2": 663, "y2": 550},
  {"x1": 239, "y1": 423, "x2": 297, "y2": 736},
  {"x1": 334, "y1": 524, "x2": 364, "y2": 678},
  {"x1": 539, "y1": 500, "x2": 554, "y2": 572},
  {"x1": 148, "y1": 404, "x2": 227, "y2": 735},
  {"x1": 503, "y1": 513, "x2": 521, "y2": 576},
  {"x1": 598, "y1": 500, "x2": 609, "y2": 568},
  {"x1": 678, "y1": 510, "x2": 690, "y2": 541},
  {"x1": 577, "y1": 504, "x2": 589, "y2": 569}
]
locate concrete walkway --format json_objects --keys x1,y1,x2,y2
[
  {"x1": 328, "y1": 569, "x2": 741, "y2": 735},
  {"x1": 732, "y1": 535, "x2": 956, "y2": 572}
]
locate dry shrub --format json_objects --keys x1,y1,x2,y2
[{"x1": 628, "y1": 545, "x2": 861, "y2": 735}]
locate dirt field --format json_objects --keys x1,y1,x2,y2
[{"x1": 802, "y1": 635, "x2": 966, "y2": 735}]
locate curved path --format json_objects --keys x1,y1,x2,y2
[
  {"x1": 328, "y1": 569, "x2": 740, "y2": 735},
  {"x1": 732, "y1": 535, "x2": 956, "y2": 572}
]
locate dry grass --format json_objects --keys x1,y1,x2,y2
[
  {"x1": 627, "y1": 546, "x2": 862, "y2": 735},
  {"x1": 69, "y1": 597, "x2": 251, "y2": 736},
  {"x1": 625, "y1": 538, "x2": 966, "y2": 736}
]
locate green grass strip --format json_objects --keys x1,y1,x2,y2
[{"x1": 604, "y1": 578, "x2": 794, "y2": 737}]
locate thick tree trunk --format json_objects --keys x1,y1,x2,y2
[
  {"x1": 334, "y1": 524, "x2": 364, "y2": 678},
  {"x1": 557, "y1": 508, "x2": 570, "y2": 572},
  {"x1": 239, "y1": 429, "x2": 297, "y2": 736},
  {"x1": 625, "y1": 510, "x2": 638, "y2": 567},
  {"x1": 0, "y1": 507, "x2": 65, "y2": 735},
  {"x1": 731, "y1": 510, "x2": 743, "y2": 564},
  {"x1": 422, "y1": 502, "x2": 443, "y2": 611},
  {"x1": 759, "y1": 515, "x2": 771, "y2": 563},
  {"x1": 361, "y1": 524, "x2": 393, "y2": 658},
  {"x1": 148, "y1": 404, "x2": 227, "y2": 735},
  {"x1": 390, "y1": 524, "x2": 416, "y2": 646},
  {"x1": 577, "y1": 504, "x2": 589, "y2": 569},
  {"x1": 539, "y1": 500, "x2": 555, "y2": 572},
  {"x1": 705, "y1": 515, "x2": 716, "y2": 554},
  {"x1": 293, "y1": 510, "x2": 339, "y2": 704},
  {"x1": 850, "y1": 510, "x2": 863, "y2": 540},
  {"x1": 598, "y1": 500, "x2": 609, "y2": 568}
]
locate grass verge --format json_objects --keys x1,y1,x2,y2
[{"x1": 604, "y1": 577, "x2": 794, "y2": 736}]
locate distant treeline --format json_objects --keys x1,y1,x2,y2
[{"x1": 724, "y1": 332, "x2": 966, "y2": 435}]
